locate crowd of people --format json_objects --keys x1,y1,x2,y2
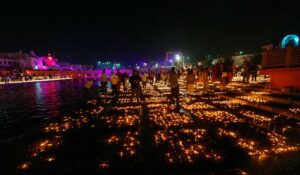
[{"x1": 85, "y1": 59, "x2": 251, "y2": 105}]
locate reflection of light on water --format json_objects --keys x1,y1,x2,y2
[
  {"x1": 33, "y1": 81, "x2": 60, "y2": 117},
  {"x1": 34, "y1": 82, "x2": 43, "y2": 104}
]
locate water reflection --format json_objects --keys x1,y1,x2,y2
[
  {"x1": 0, "y1": 79, "x2": 88, "y2": 143},
  {"x1": 35, "y1": 82, "x2": 43, "y2": 104}
]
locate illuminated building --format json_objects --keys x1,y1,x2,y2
[
  {"x1": 0, "y1": 52, "x2": 58, "y2": 71},
  {"x1": 97, "y1": 61, "x2": 121, "y2": 69},
  {"x1": 0, "y1": 52, "x2": 34, "y2": 70},
  {"x1": 261, "y1": 34, "x2": 300, "y2": 91},
  {"x1": 231, "y1": 52, "x2": 255, "y2": 67}
]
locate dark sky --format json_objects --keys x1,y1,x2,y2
[{"x1": 0, "y1": 1, "x2": 299, "y2": 65}]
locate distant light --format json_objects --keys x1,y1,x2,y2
[
  {"x1": 212, "y1": 60, "x2": 217, "y2": 65},
  {"x1": 48, "y1": 56, "x2": 53, "y2": 60},
  {"x1": 136, "y1": 66, "x2": 140, "y2": 69},
  {"x1": 281, "y1": 34, "x2": 299, "y2": 48},
  {"x1": 143, "y1": 62, "x2": 147, "y2": 66},
  {"x1": 239, "y1": 51, "x2": 243, "y2": 55},
  {"x1": 155, "y1": 63, "x2": 158, "y2": 68},
  {"x1": 175, "y1": 54, "x2": 181, "y2": 61},
  {"x1": 34, "y1": 66, "x2": 39, "y2": 70}
]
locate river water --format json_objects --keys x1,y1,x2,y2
[
  {"x1": 0, "y1": 79, "x2": 91, "y2": 143},
  {"x1": 0, "y1": 79, "x2": 93, "y2": 174}
]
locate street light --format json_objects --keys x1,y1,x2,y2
[{"x1": 175, "y1": 54, "x2": 181, "y2": 61}]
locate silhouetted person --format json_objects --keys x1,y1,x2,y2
[
  {"x1": 186, "y1": 68, "x2": 195, "y2": 94},
  {"x1": 121, "y1": 71, "x2": 129, "y2": 92},
  {"x1": 141, "y1": 72, "x2": 148, "y2": 89},
  {"x1": 130, "y1": 70, "x2": 141, "y2": 103},
  {"x1": 116, "y1": 69, "x2": 122, "y2": 92},
  {"x1": 100, "y1": 69, "x2": 108, "y2": 95},
  {"x1": 110, "y1": 72, "x2": 119, "y2": 98},
  {"x1": 169, "y1": 67, "x2": 179, "y2": 105}
]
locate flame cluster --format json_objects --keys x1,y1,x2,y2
[
  {"x1": 192, "y1": 110, "x2": 244, "y2": 123},
  {"x1": 153, "y1": 129, "x2": 222, "y2": 164},
  {"x1": 217, "y1": 128, "x2": 300, "y2": 158},
  {"x1": 149, "y1": 109, "x2": 194, "y2": 128},
  {"x1": 182, "y1": 102, "x2": 215, "y2": 110},
  {"x1": 106, "y1": 132, "x2": 141, "y2": 158},
  {"x1": 289, "y1": 107, "x2": 300, "y2": 114},
  {"x1": 43, "y1": 115, "x2": 89, "y2": 133},
  {"x1": 211, "y1": 100, "x2": 241, "y2": 109},
  {"x1": 239, "y1": 110, "x2": 272, "y2": 123},
  {"x1": 236, "y1": 96, "x2": 267, "y2": 103}
]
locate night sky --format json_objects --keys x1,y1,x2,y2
[{"x1": 0, "y1": 1, "x2": 299, "y2": 65}]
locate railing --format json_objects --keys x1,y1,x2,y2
[{"x1": 262, "y1": 46, "x2": 300, "y2": 68}]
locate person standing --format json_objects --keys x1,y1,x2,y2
[
  {"x1": 169, "y1": 67, "x2": 179, "y2": 104},
  {"x1": 141, "y1": 72, "x2": 148, "y2": 89},
  {"x1": 160, "y1": 71, "x2": 165, "y2": 84},
  {"x1": 242, "y1": 61, "x2": 250, "y2": 83},
  {"x1": 129, "y1": 70, "x2": 141, "y2": 103},
  {"x1": 121, "y1": 70, "x2": 129, "y2": 92},
  {"x1": 186, "y1": 68, "x2": 195, "y2": 94},
  {"x1": 202, "y1": 67, "x2": 209, "y2": 89},
  {"x1": 163, "y1": 72, "x2": 168, "y2": 85},
  {"x1": 84, "y1": 79, "x2": 95, "y2": 99},
  {"x1": 149, "y1": 70, "x2": 155, "y2": 85},
  {"x1": 116, "y1": 69, "x2": 122, "y2": 92},
  {"x1": 250, "y1": 63, "x2": 258, "y2": 82},
  {"x1": 100, "y1": 69, "x2": 108, "y2": 95},
  {"x1": 212, "y1": 63, "x2": 221, "y2": 82},
  {"x1": 156, "y1": 70, "x2": 161, "y2": 83},
  {"x1": 110, "y1": 72, "x2": 119, "y2": 98}
]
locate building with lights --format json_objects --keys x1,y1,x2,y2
[
  {"x1": 0, "y1": 52, "x2": 58, "y2": 71},
  {"x1": 0, "y1": 51, "x2": 90, "y2": 72},
  {"x1": 31, "y1": 54, "x2": 58, "y2": 70},
  {"x1": 58, "y1": 62, "x2": 83, "y2": 70},
  {"x1": 0, "y1": 52, "x2": 28, "y2": 70},
  {"x1": 232, "y1": 52, "x2": 255, "y2": 67},
  {"x1": 260, "y1": 34, "x2": 300, "y2": 91},
  {"x1": 97, "y1": 61, "x2": 121, "y2": 69}
]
